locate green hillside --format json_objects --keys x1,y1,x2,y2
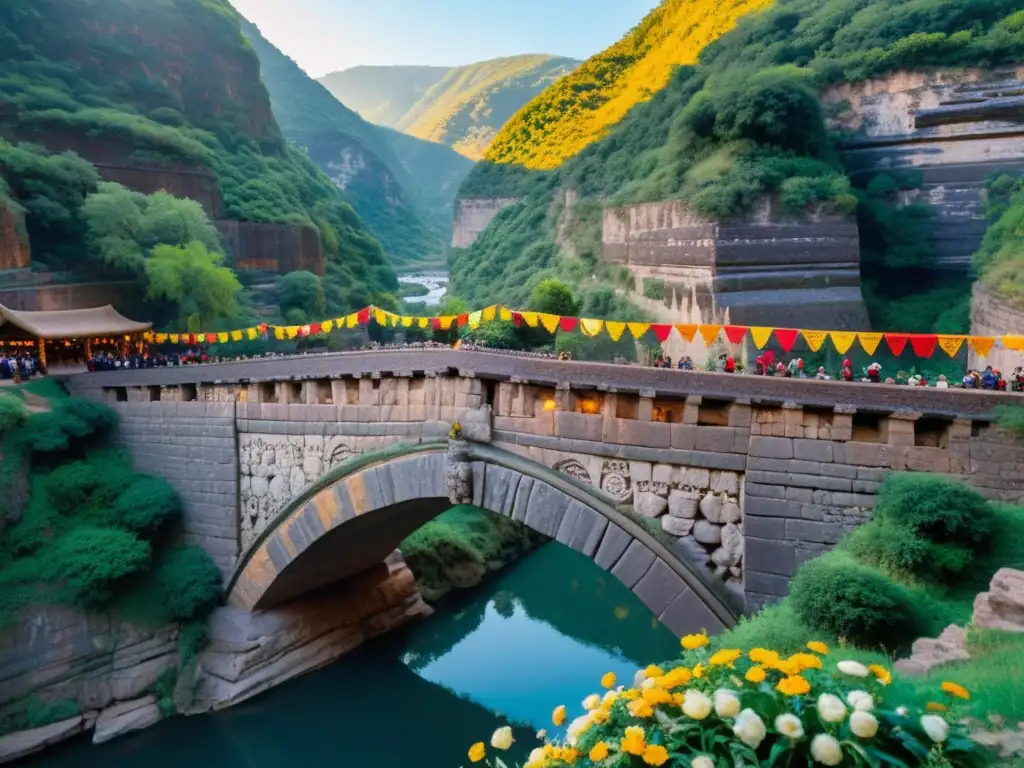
[
  {"x1": 0, "y1": 0, "x2": 397, "y2": 312},
  {"x1": 320, "y1": 55, "x2": 580, "y2": 161},
  {"x1": 452, "y1": 0, "x2": 1024, "y2": 328}
]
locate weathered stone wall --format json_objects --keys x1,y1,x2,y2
[
  {"x1": 823, "y1": 67, "x2": 1024, "y2": 271},
  {"x1": 0, "y1": 281, "x2": 137, "y2": 312},
  {"x1": 451, "y1": 197, "x2": 520, "y2": 248},
  {"x1": 0, "y1": 202, "x2": 30, "y2": 272},
  {"x1": 216, "y1": 220, "x2": 325, "y2": 277},
  {"x1": 970, "y1": 283, "x2": 1024, "y2": 373},
  {"x1": 602, "y1": 199, "x2": 869, "y2": 363}
]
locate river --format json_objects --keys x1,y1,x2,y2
[
  {"x1": 25, "y1": 543, "x2": 678, "y2": 767},
  {"x1": 399, "y1": 273, "x2": 448, "y2": 308}
]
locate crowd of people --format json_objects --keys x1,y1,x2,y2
[{"x1": 0, "y1": 353, "x2": 42, "y2": 380}]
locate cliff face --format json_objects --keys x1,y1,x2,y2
[
  {"x1": 0, "y1": 202, "x2": 30, "y2": 272},
  {"x1": 216, "y1": 221, "x2": 325, "y2": 277},
  {"x1": 451, "y1": 198, "x2": 521, "y2": 249},
  {"x1": 824, "y1": 66, "x2": 1024, "y2": 271},
  {"x1": 970, "y1": 283, "x2": 1024, "y2": 373}
]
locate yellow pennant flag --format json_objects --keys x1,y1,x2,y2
[
  {"x1": 322, "y1": 320, "x2": 334, "y2": 333},
  {"x1": 580, "y1": 318, "x2": 604, "y2": 337},
  {"x1": 143, "y1": 332, "x2": 154, "y2": 342},
  {"x1": 169, "y1": 334, "x2": 179, "y2": 344},
  {"x1": 274, "y1": 327, "x2": 285, "y2": 340},
  {"x1": 675, "y1": 324, "x2": 698, "y2": 342},
  {"x1": 749, "y1": 327, "x2": 773, "y2": 349},
  {"x1": 1002, "y1": 335, "x2": 1024, "y2": 351},
  {"x1": 373, "y1": 308, "x2": 387, "y2": 326},
  {"x1": 418, "y1": 317, "x2": 429, "y2": 329},
  {"x1": 802, "y1": 330, "x2": 827, "y2": 352},
  {"x1": 698, "y1": 324, "x2": 721, "y2": 346},
  {"x1": 605, "y1": 321, "x2": 626, "y2": 342},
  {"x1": 216, "y1": 332, "x2": 229, "y2": 343},
  {"x1": 968, "y1": 336, "x2": 995, "y2": 357},
  {"x1": 155, "y1": 334, "x2": 167, "y2": 344},
  {"x1": 346, "y1": 313, "x2": 359, "y2": 329},
  {"x1": 230, "y1": 330, "x2": 243, "y2": 342},
  {"x1": 400, "y1": 316, "x2": 412, "y2": 328},
  {"x1": 858, "y1": 332, "x2": 883, "y2": 356},
  {"x1": 627, "y1": 322, "x2": 650, "y2": 340},
  {"x1": 468, "y1": 310, "x2": 483, "y2": 329},
  {"x1": 521, "y1": 311, "x2": 539, "y2": 328},
  {"x1": 436, "y1": 316, "x2": 453, "y2": 330},
  {"x1": 246, "y1": 328, "x2": 259, "y2": 340},
  {"x1": 498, "y1": 306, "x2": 512, "y2": 321},
  {"x1": 482, "y1": 306, "x2": 497, "y2": 322},
  {"x1": 937, "y1": 335, "x2": 965, "y2": 358},
  {"x1": 286, "y1": 326, "x2": 300, "y2": 339},
  {"x1": 539, "y1": 313, "x2": 560, "y2": 334},
  {"x1": 830, "y1": 331, "x2": 856, "y2": 355}
]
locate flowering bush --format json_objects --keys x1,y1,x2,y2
[{"x1": 462, "y1": 637, "x2": 989, "y2": 767}]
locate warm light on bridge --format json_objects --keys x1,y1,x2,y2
[
  {"x1": 543, "y1": 399, "x2": 557, "y2": 412},
  {"x1": 579, "y1": 399, "x2": 600, "y2": 415}
]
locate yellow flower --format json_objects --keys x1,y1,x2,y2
[
  {"x1": 672, "y1": 692, "x2": 685, "y2": 707},
  {"x1": 749, "y1": 648, "x2": 780, "y2": 666},
  {"x1": 661, "y1": 666, "x2": 692, "y2": 688},
  {"x1": 787, "y1": 653, "x2": 823, "y2": 672},
  {"x1": 642, "y1": 686, "x2": 672, "y2": 705},
  {"x1": 868, "y1": 664, "x2": 891, "y2": 686},
  {"x1": 681, "y1": 633, "x2": 709, "y2": 650},
  {"x1": 590, "y1": 708, "x2": 610, "y2": 725},
  {"x1": 643, "y1": 744, "x2": 670, "y2": 766},
  {"x1": 777, "y1": 675, "x2": 811, "y2": 696},
  {"x1": 557, "y1": 746, "x2": 580, "y2": 764},
  {"x1": 927, "y1": 702, "x2": 948, "y2": 712},
  {"x1": 807, "y1": 641, "x2": 830, "y2": 655},
  {"x1": 941, "y1": 682, "x2": 970, "y2": 700},
  {"x1": 589, "y1": 742, "x2": 610, "y2": 761},
  {"x1": 601, "y1": 672, "x2": 617, "y2": 689},
  {"x1": 525, "y1": 747, "x2": 546, "y2": 768},
  {"x1": 692, "y1": 663, "x2": 704, "y2": 679},
  {"x1": 621, "y1": 726, "x2": 647, "y2": 756},
  {"x1": 468, "y1": 742, "x2": 486, "y2": 763},
  {"x1": 745, "y1": 666, "x2": 767, "y2": 684},
  {"x1": 709, "y1": 648, "x2": 742, "y2": 667},
  {"x1": 582, "y1": 694, "x2": 601, "y2": 711},
  {"x1": 553, "y1": 704, "x2": 567, "y2": 726},
  {"x1": 628, "y1": 698, "x2": 655, "y2": 718},
  {"x1": 644, "y1": 664, "x2": 665, "y2": 679},
  {"x1": 491, "y1": 727, "x2": 514, "y2": 750},
  {"x1": 772, "y1": 658, "x2": 801, "y2": 676},
  {"x1": 621, "y1": 688, "x2": 639, "y2": 701}
]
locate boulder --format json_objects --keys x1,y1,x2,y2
[
  {"x1": 711, "y1": 523, "x2": 743, "y2": 567},
  {"x1": 678, "y1": 467, "x2": 710, "y2": 489},
  {"x1": 710, "y1": 471, "x2": 739, "y2": 496},
  {"x1": 972, "y1": 568, "x2": 1024, "y2": 632},
  {"x1": 0, "y1": 717, "x2": 84, "y2": 763},
  {"x1": 893, "y1": 624, "x2": 969, "y2": 677},
  {"x1": 635, "y1": 492, "x2": 668, "y2": 518},
  {"x1": 92, "y1": 696, "x2": 162, "y2": 745},
  {"x1": 720, "y1": 498, "x2": 742, "y2": 524},
  {"x1": 667, "y1": 489, "x2": 699, "y2": 519},
  {"x1": 662, "y1": 516, "x2": 695, "y2": 537},
  {"x1": 693, "y1": 520, "x2": 723, "y2": 546},
  {"x1": 698, "y1": 493, "x2": 724, "y2": 524}
]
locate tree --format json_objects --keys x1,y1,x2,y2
[
  {"x1": 528, "y1": 278, "x2": 578, "y2": 316},
  {"x1": 145, "y1": 242, "x2": 241, "y2": 329},
  {"x1": 276, "y1": 271, "x2": 325, "y2": 323}
]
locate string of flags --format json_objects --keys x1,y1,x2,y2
[{"x1": 141, "y1": 304, "x2": 1024, "y2": 360}]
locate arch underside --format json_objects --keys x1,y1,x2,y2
[{"x1": 227, "y1": 445, "x2": 739, "y2": 637}]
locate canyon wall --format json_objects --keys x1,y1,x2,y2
[
  {"x1": 451, "y1": 197, "x2": 520, "y2": 248},
  {"x1": 216, "y1": 221, "x2": 325, "y2": 277},
  {"x1": 602, "y1": 199, "x2": 869, "y2": 363},
  {"x1": 0, "y1": 203, "x2": 30, "y2": 272},
  {"x1": 970, "y1": 283, "x2": 1024, "y2": 373},
  {"x1": 823, "y1": 66, "x2": 1024, "y2": 270},
  {"x1": 0, "y1": 281, "x2": 136, "y2": 312}
]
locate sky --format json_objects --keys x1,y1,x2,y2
[{"x1": 230, "y1": 0, "x2": 661, "y2": 77}]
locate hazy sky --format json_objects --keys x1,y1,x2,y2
[{"x1": 230, "y1": 0, "x2": 661, "y2": 77}]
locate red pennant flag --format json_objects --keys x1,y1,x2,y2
[
  {"x1": 511, "y1": 312, "x2": 523, "y2": 327},
  {"x1": 456, "y1": 313, "x2": 469, "y2": 328},
  {"x1": 559, "y1": 316, "x2": 579, "y2": 333},
  {"x1": 909, "y1": 334, "x2": 938, "y2": 358},
  {"x1": 724, "y1": 325, "x2": 748, "y2": 344},
  {"x1": 258, "y1": 323, "x2": 268, "y2": 333},
  {"x1": 885, "y1": 333, "x2": 908, "y2": 356},
  {"x1": 356, "y1": 307, "x2": 370, "y2": 325},
  {"x1": 774, "y1": 328, "x2": 799, "y2": 352},
  {"x1": 431, "y1": 317, "x2": 442, "y2": 330},
  {"x1": 651, "y1": 324, "x2": 672, "y2": 343},
  {"x1": 309, "y1": 323, "x2": 322, "y2": 335}
]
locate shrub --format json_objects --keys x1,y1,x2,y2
[
  {"x1": 790, "y1": 554, "x2": 921, "y2": 650},
  {"x1": 17, "y1": 397, "x2": 117, "y2": 457},
  {"x1": 0, "y1": 394, "x2": 27, "y2": 432},
  {"x1": 995, "y1": 404, "x2": 1024, "y2": 437},
  {"x1": 110, "y1": 475, "x2": 182, "y2": 536},
  {"x1": 117, "y1": 544, "x2": 222, "y2": 627},
  {"x1": 40, "y1": 527, "x2": 151, "y2": 608}
]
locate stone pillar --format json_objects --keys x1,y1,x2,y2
[
  {"x1": 303, "y1": 381, "x2": 318, "y2": 405},
  {"x1": 555, "y1": 382, "x2": 571, "y2": 412},
  {"x1": 496, "y1": 382, "x2": 516, "y2": 417},
  {"x1": 781, "y1": 402, "x2": 804, "y2": 438},
  {"x1": 331, "y1": 379, "x2": 347, "y2": 406},
  {"x1": 425, "y1": 372, "x2": 441, "y2": 420},
  {"x1": 602, "y1": 389, "x2": 618, "y2": 420},
  {"x1": 358, "y1": 377, "x2": 377, "y2": 406},
  {"x1": 682, "y1": 395, "x2": 701, "y2": 425},
  {"x1": 275, "y1": 381, "x2": 291, "y2": 405},
  {"x1": 639, "y1": 388, "x2": 655, "y2": 421},
  {"x1": 885, "y1": 409, "x2": 920, "y2": 447},
  {"x1": 948, "y1": 418, "x2": 972, "y2": 474},
  {"x1": 728, "y1": 398, "x2": 752, "y2": 428},
  {"x1": 832, "y1": 404, "x2": 855, "y2": 442}
]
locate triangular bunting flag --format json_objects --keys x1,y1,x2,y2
[
  {"x1": 885, "y1": 333, "x2": 909, "y2": 356},
  {"x1": 830, "y1": 332, "x2": 856, "y2": 355},
  {"x1": 1002, "y1": 335, "x2": 1024, "y2": 351},
  {"x1": 606, "y1": 321, "x2": 626, "y2": 342},
  {"x1": 246, "y1": 328, "x2": 259, "y2": 341},
  {"x1": 511, "y1": 312, "x2": 523, "y2": 327},
  {"x1": 287, "y1": 326, "x2": 300, "y2": 339},
  {"x1": 169, "y1": 334, "x2": 179, "y2": 344},
  {"x1": 373, "y1": 308, "x2": 387, "y2": 326},
  {"x1": 858, "y1": 332, "x2": 883, "y2": 356},
  {"x1": 521, "y1": 311, "x2": 539, "y2": 328},
  {"x1": 539, "y1": 314, "x2": 560, "y2": 334},
  {"x1": 559, "y1": 316, "x2": 579, "y2": 333},
  {"x1": 724, "y1": 325, "x2": 748, "y2": 345},
  {"x1": 309, "y1": 323, "x2": 322, "y2": 335},
  {"x1": 356, "y1": 308, "x2": 370, "y2": 325},
  {"x1": 651, "y1": 324, "x2": 672, "y2": 343},
  {"x1": 498, "y1": 306, "x2": 512, "y2": 321},
  {"x1": 968, "y1": 336, "x2": 995, "y2": 357},
  {"x1": 230, "y1": 330, "x2": 242, "y2": 342},
  {"x1": 439, "y1": 316, "x2": 455, "y2": 330},
  {"x1": 909, "y1": 334, "x2": 938, "y2": 358},
  {"x1": 347, "y1": 312, "x2": 361, "y2": 329},
  {"x1": 750, "y1": 327, "x2": 773, "y2": 349},
  {"x1": 698, "y1": 324, "x2": 722, "y2": 346},
  {"x1": 206, "y1": 333, "x2": 218, "y2": 343},
  {"x1": 274, "y1": 327, "x2": 285, "y2": 340},
  {"x1": 468, "y1": 311, "x2": 482, "y2": 329},
  {"x1": 322, "y1": 320, "x2": 335, "y2": 333},
  {"x1": 400, "y1": 317, "x2": 412, "y2": 328},
  {"x1": 457, "y1": 314, "x2": 469, "y2": 328},
  {"x1": 774, "y1": 328, "x2": 799, "y2": 353},
  {"x1": 937, "y1": 335, "x2": 964, "y2": 358},
  {"x1": 675, "y1": 324, "x2": 697, "y2": 342},
  {"x1": 155, "y1": 334, "x2": 167, "y2": 344},
  {"x1": 580, "y1": 318, "x2": 603, "y2": 337},
  {"x1": 628, "y1": 322, "x2": 651, "y2": 340},
  {"x1": 802, "y1": 330, "x2": 827, "y2": 352},
  {"x1": 482, "y1": 306, "x2": 496, "y2": 322},
  {"x1": 418, "y1": 317, "x2": 430, "y2": 329}
]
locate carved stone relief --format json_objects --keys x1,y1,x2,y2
[
  {"x1": 553, "y1": 458, "x2": 592, "y2": 484},
  {"x1": 599, "y1": 460, "x2": 633, "y2": 503}
]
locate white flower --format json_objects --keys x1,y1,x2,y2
[
  {"x1": 895, "y1": 706, "x2": 909, "y2": 717},
  {"x1": 536, "y1": 729, "x2": 547, "y2": 740},
  {"x1": 641, "y1": 676, "x2": 658, "y2": 690},
  {"x1": 682, "y1": 690, "x2": 713, "y2": 720},
  {"x1": 733, "y1": 708, "x2": 767, "y2": 748},
  {"x1": 566, "y1": 715, "x2": 590, "y2": 747},
  {"x1": 837, "y1": 660, "x2": 870, "y2": 677},
  {"x1": 810, "y1": 733, "x2": 844, "y2": 765},
  {"x1": 491, "y1": 726, "x2": 514, "y2": 750},
  {"x1": 527, "y1": 747, "x2": 546, "y2": 766},
  {"x1": 714, "y1": 689, "x2": 741, "y2": 718},
  {"x1": 816, "y1": 693, "x2": 848, "y2": 723},
  {"x1": 775, "y1": 713, "x2": 805, "y2": 739},
  {"x1": 691, "y1": 758, "x2": 715, "y2": 768},
  {"x1": 846, "y1": 690, "x2": 874, "y2": 711},
  {"x1": 921, "y1": 714, "x2": 950, "y2": 743},
  {"x1": 850, "y1": 710, "x2": 879, "y2": 738},
  {"x1": 602, "y1": 690, "x2": 618, "y2": 706},
  {"x1": 582, "y1": 693, "x2": 600, "y2": 711}
]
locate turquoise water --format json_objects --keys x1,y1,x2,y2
[{"x1": 25, "y1": 543, "x2": 679, "y2": 767}]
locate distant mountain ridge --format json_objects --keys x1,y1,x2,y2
[{"x1": 319, "y1": 55, "x2": 580, "y2": 160}]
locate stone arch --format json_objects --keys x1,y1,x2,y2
[{"x1": 226, "y1": 442, "x2": 740, "y2": 636}]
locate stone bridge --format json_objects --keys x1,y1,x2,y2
[{"x1": 70, "y1": 349, "x2": 1024, "y2": 621}]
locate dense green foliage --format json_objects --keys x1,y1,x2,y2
[
  {"x1": 0, "y1": 394, "x2": 221, "y2": 632},
  {"x1": 276, "y1": 270, "x2": 325, "y2": 324},
  {"x1": 0, "y1": 697, "x2": 80, "y2": 738},
  {"x1": 454, "y1": 0, "x2": 1023, "y2": 314},
  {"x1": 0, "y1": 0, "x2": 396, "y2": 310},
  {"x1": 995, "y1": 404, "x2": 1024, "y2": 437},
  {"x1": 146, "y1": 242, "x2": 242, "y2": 330},
  {"x1": 974, "y1": 173, "x2": 1024, "y2": 308},
  {"x1": 321, "y1": 55, "x2": 580, "y2": 161}
]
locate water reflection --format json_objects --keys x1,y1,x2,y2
[{"x1": 399, "y1": 273, "x2": 448, "y2": 307}]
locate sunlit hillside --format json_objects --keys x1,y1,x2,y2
[{"x1": 483, "y1": 0, "x2": 774, "y2": 171}]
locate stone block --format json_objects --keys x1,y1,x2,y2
[
  {"x1": 744, "y1": 570, "x2": 790, "y2": 597},
  {"x1": 679, "y1": 467, "x2": 710, "y2": 489},
  {"x1": 699, "y1": 492, "x2": 724, "y2": 523},
  {"x1": 670, "y1": 424, "x2": 698, "y2": 450},
  {"x1": 794, "y1": 439, "x2": 832, "y2": 462},
  {"x1": 594, "y1": 523, "x2": 632, "y2": 570},
  {"x1": 710, "y1": 470, "x2": 739, "y2": 495},
  {"x1": 749, "y1": 436, "x2": 794, "y2": 460},
  {"x1": 0, "y1": 717, "x2": 85, "y2": 763},
  {"x1": 748, "y1": 456, "x2": 822, "y2": 475},
  {"x1": 786, "y1": 519, "x2": 843, "y2": 545},
  {"x1": 554, "y1": 412, "x2": 603, "y2": 442},
  {"x1": 744, "y1": 515, "x2": 785, "y2": 539},
  {"x1": 743, "y1": 482, "x2": 785, "y2": 500},
  {"x1": 695, "y1": 426, "x2": 737, "y2": 454},
  {"x1": 744, "y1": 495, "x2": 798, "y2": 518},
  {"x1": 659, "y1": 588, "x2": 727, "y2": 636},
  {"x1": 616, "y1": 420, "x2": 671, "y2": 449},
  {"x1": 668, "y1": 489, "x2": 699, "y2": 518},
  {"x1": 568, "y1": 509, "x2": 608, "y2": 558},
  {"x1": 635, "y1": 492, "x2": 668, "y2": 518},
  {"x1": 745, "y1": 537, "x2": 796, "y2": 577},
  {"x1": 632, "y1": 558, "x2": 688, "y2": 617},
  {"x1": 721, "y1": 498, "x2": 742, "y2": 524},
  {"x1": 93, "y1": 696, "x2": 161, "y2": 745},
  {"x1": 662, "y1": 515, "x2": 695, "y2": 536},
  {"x1": 610, "y1": 540, "x2": 657, "y2": 589},
  {"x1": 693, "y1": 519, "x2": 722, "y2": 545}
]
